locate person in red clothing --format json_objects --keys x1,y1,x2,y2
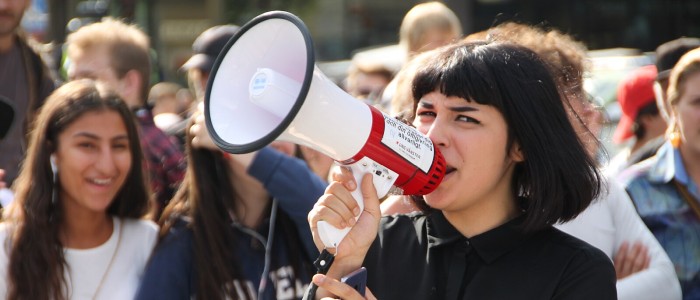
[{"x1": 607, "y1": 65, "x2": 668, "y2": 175}]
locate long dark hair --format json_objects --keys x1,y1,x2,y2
[
  {"x1": 4, "y1": 79, "x2": 151, "y2": 300},
  {"x1": 412, "y1": 41, "x2": 602, "y2": 232},
  {"x1": 159, "y1": 117, "x2": 311, "y2": 300}
]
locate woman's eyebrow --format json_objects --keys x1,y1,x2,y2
[
  {"x1": 448, "y1": 105, "x2": 479, "y2": 113},
  {"x1": 417, "y1": 102, "x2": 434, "y2": 109}
]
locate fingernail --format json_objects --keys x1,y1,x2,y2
[
  {"x1": 353, "y1": 207, "x2": 361, "y2": 216},
  {"x1": 313, "y1": 274, "x2": 325, "y2": 284},
  {"x1": 347, "y1": 181, "x2": 356, "y2": 190},
  {"x1": 348, "y1": 218, "x2": 355, "y2": 226},
  {"x1": 340, "y1": 221, "x2": 347, "y2": 228}
]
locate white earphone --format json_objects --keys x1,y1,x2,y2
[{"x1": 50, "y1": 154, "x2": 58, "y2": 174}]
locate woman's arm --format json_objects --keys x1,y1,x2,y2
[
  {"x1": 607, "y1": 179, "x2": 682, "y2": 300},
  {"x1": 307, "y1": 174, "x2": 382, "y2": 298},
  {"x1": 248, "y1": 146, "x2": 327, "y2": 259}
]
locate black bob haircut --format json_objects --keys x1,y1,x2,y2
[{"x1": 411, "y1": 41, "x2": 602, "y2": 232}]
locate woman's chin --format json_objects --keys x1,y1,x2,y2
[{"x1": 423, "y1": 192, "x2": 450, "y2": 210}]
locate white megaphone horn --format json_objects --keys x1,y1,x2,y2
[{"x1": 205, "y1": 11, "x2": 445, "y2": 250}]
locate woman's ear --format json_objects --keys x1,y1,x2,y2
[{"x1": 510, "y1": 142, "x2": 525, "y2": 162}]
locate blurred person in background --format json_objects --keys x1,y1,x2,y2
[
  {"x1": 136, "y1": 103, "x2": 326, "y2": 300},
  {"x1": 344, "y1": 57, "x2": 393, "y2": 108},
  {"x1": 0, "y1": 0, "x2": 55, "y2": 190},
  {"x1": 65, "y1": 18, "x2": 186, "y2": 218},
  {"x1": 607, "y1": 65, "x2": 667, "y2": 176},
  {"x1": 0, "y1": 79, "x2": 157, "y2": 299},
  {"x1": 136, "y1": 21, "x2": 328, "y2": 298},
  {"x1": 653, "y1": 37, "x2": 700, "y2": 121},
  {"x1": 166, "y1": 24, "x2": 241, "y2": 149},
  {"x1": 378, "y1": 1, "x2": 463, "y2": 111},
  {"x1": 485, "y1": 22, "x2": 680, "y2": 300},
  {"x1": 148, "y1": 82, "x2": 185, "y2": 134},
  {"x1": 176, "y1": 88, "x2": 195, "y2": 117},
  {"x1": 388, "y1": 49, "x2": 434, "y2": 119},
  {"x1": 398, "y1": 1, "x2": 462, "y2": 60},
  {"x1": 619, "y1": 48, "x2": 700, "y2": 300},
  {"x1": 180, "y1": 24, "x2": 240, "y2": 103}
]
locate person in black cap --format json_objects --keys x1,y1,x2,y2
[
  {"x1": 163, "y1": 25, "x2": 241, "y2": 149},
  {"x1": 653, "y1": 37, "x2": 700, "y2": 121},
  {"x1": 181, "y1": 24, "x2": 241, "y2": 103},
  {"x1": 135, "y1": 24, "x2": 326, "y2": 299}
]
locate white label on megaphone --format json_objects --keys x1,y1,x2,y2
[{"x1": 381, "y1": 115, "x2": 435, "y2": 173}]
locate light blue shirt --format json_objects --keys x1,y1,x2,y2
[{"x1": 618, "y1": 142, "x2": 700, "y2": 299}]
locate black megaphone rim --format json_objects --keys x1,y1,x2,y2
[{"x1": 204, "y1": 11, "x2": 315, "y2": 154}]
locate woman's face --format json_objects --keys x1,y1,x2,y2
[
  {"x1": 674, "y1": 71, "x2": 700, "y2": 155},
  {"x1": 54, "y1": 110, "x2": 132, "y2": 216},
  {"x1": 412, "y1": 92, "x2": 522, "y2": 213}
]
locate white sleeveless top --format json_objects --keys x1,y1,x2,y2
[{"x1": 0, "y1": 217, "x2": 158, "y2": 299}]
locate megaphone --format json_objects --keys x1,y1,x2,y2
[{"x1": 205, "y1": 11, "x2": 445, "y2": 249}]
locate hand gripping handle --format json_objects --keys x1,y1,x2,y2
[{"x1": 317, "y1": 157, "x2": 397, "y2": 250}]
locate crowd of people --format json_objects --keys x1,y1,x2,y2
[{"x1": 1, "y1": 0, "x2": 700, "y2": 299}]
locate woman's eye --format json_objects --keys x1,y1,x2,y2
[
  {"x1": 416, "y1": 111, "x2": 436, "y2": 118},
  {"x1": 79, "y1": 142, "x2": 96, "y2": 149},
  {"x1": 456, "y1": 115, "x2": 480, "y2": 124},
  {"x1": 113, "y1": 143, "x2": 129, "y2": 150}
]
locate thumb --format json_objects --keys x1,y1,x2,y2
[{"x1": 360, "y1": 173, "x2": 381, "y2": 220}]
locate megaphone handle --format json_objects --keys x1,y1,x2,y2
[
  {"x1": 316, "y1": 165, "x2": 366, "y2": 250},
  {"x1": 317, "y1": 158, "x2": 397, "y2": 250}
]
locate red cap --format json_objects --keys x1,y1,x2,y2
[{"x1": 613, "y1": 65, "x2": 658, "y2": 144}]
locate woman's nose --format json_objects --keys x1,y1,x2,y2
[
  {"x1": 425, "y1": 121, "x2": 448, "y2": 148},
  {"x1": 95, "y1": 148, "x2": 118, "y2": 174}
]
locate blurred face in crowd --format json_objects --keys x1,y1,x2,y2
[
  {"x1": 187, "y1": 68, "x2": 210, "y2": 102},
  {"x1": 654, "y1": 79, "x2": 672, "y2": 121},
  {"x1": 0, "y1": 0, "x2": 29, "y2": 38},
  {"x1": 674, "y1": 71, "x2": 700, "y2": 156},
  {"x1": 68, "y1": 46, "x2": 140, "y2": 108},
  {"x1": 55, "y1": 110, "x2": 132, "y2": 216},
  {"x1": 416, "y1": 28, "x2": 456, "y2": 53},
  {"x1": 349, "y1": 72, "x2": 390, "y2": 104},
  {"x1": 565, "y1": 88, "x2": 602, "y2": 158}
]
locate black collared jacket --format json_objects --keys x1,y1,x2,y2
[{"x1": 362, "y1": 211, "x2": 617, "y2": 300}]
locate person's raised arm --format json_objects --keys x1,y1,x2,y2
[{"x1": 307, "y1": 173, "x2": 382, "y2": 299}]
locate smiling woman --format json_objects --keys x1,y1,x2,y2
[{"x1": 0, "y1": 79, "x2": 157, "y2": 300}]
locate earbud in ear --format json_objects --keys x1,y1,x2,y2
[{"x1": 50, "y1": 154, "x2": 58, "y2": 174}]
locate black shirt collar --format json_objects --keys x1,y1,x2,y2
[{"x1": 427, "y1": 210, "x2": 529, "y2": 264}]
